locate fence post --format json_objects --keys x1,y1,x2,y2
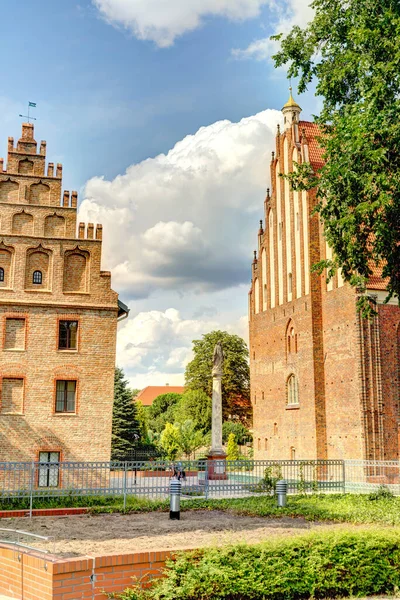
[
  {"x1": 342, "y1": 460, "x2": 346, "y2": 494},
  {"x1": 204, "y1": 460, "x2": 209, "y2": 500},
  {"x1": 123, "y1": 462, "x2": 127, "y2": 511},
  {"x1": 29, "y1": 460, "x2": 35, "y2": 519}
]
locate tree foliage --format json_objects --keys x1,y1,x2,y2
[
  {"x1": 111, "y1": 368, "x2": 141, "y2": 461},
  {"x1": 175, "y1": 390, "x2": 212, "y2": 432},
  {"x1": 176, "y1": 420, "x2": 205, "y2": 459},
  {"x1": 222, "y1": 421, "x2": 252, "y2": 445},
  {"x1": 185, "y1": 330, "x2": 251, "y2": 423},
  {"x1": 148, "y1": 393, "x2": 182, "y2": 434},
  {"x1": 272, "y1": 0, "x2": 400, "y2": 312},
  {"x1": 226, "y1": 432, "x2": 240, "y2": 461},
  {"x1": 159, "y1": 423, "x2": 180, "y2": 460}
]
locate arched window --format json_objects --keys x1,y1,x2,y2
[
  {"x1": 33, "y1": 270, "x2": 42, "y2": 284},
  {"x1": 0, "y1": 267, "x2": 4, "y2": 282},
  {"x1": 287, "y1": 374, "x2": 299, "y2": 406},
  {"x1": 291, "y1": 447, "x2": 296, "y2": 460}
]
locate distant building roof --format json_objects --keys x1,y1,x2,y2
[{"x1": 135, "y1": 386, "x2": 185, "y2": 406}]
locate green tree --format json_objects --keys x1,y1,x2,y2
[
  {"x1": 135, "y1": 401, "x2": 149, "y2": 443},
  {"x1": 159, "y1": 423, "x2": 180, "y2": 460},
  {"x1": 226, "y1": 433, "x2": 240, "y2": 461},
  {"x1": 272, "y1": 0, "x2": 400, "y2": 313},
  {"x1": 176, "y1": 420, "x2": 205, "y2": 459},
  {"x1": 111, "y1": 368, "x2": 141, "y2": 461},
  {"x1": 185, "y1": 330, "x2": 251, "y2": 424},
  {"x1": 175, "y1": 390, "x2": 212, "y2": 432},
  {"x1": 222, "y1": 421, "x2": 252, "y2": 445},
  {"x1": 148, "y1": 393, "x2": 182, "y2": 433}
]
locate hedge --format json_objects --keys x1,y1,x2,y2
[{"x1": 110, "y1": 529, "x2": 400, "y2": 599}]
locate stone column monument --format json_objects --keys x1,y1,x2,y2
[{"x1": 207, "y1": 342, "x2": 228, "y2": 480}]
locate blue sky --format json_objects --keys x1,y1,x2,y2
[{"x1": 0, "y1": 0, "x2": 316, "y2": 388}]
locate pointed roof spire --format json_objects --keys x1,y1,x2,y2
[{"x1": 282, "y1": 86, "x2": 301, "y2": 110}]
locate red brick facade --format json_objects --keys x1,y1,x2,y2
[
  {"x1": 249, "y1": 97, "x2": 400, "y2": 461},
  {"x1": 0, "y1": 123, "x2": 122, "y2": 463}
]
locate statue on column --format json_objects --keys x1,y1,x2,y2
[{"x1": 212, "y1": 342, "x2": 224, "y2": 377}]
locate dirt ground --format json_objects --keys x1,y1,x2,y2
[{"x1": 0, "y1": 510, "x2": 376, "y2": 558}]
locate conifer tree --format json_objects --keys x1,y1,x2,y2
[
  {"x1": 226, "y1": 432, "x2": 240, "y2": 461},
  {"x1": 111, "y1": 367, "x2": 141, "y2": 461}
]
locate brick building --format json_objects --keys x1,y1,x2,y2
[
  {"x1": 249, "y1": 93, "x2": 400, "y2": 462},
  {"x1": 0, "y1": 122, "x2": 128, "y2": 467}
]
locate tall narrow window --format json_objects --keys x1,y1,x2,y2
[
  {"x1": 32, "y1": 270, "x2": 42, "y2": 284},
  {"x1": 56, "y1": 380, "x2": 76, "y2": 413},
  {"x1": 291, "y1": 447, "x2": 296, "y2": 460},
  {"x1": 264, "y1": 438, "x2": 268, "y2": 451},
  {"x1": 38, "y1": 452, "x2": 60, "y2": 487},
  {"x1": 288, "y1": 273, "x2": 293, "y2": 294},
  {"x1": 0, "y1": 268, "x2": 4, "y2": 282},
  {"x1": 274, "y1": 423, "x2": 278, "y2": 435},
  {"x1": 58, "y1": 321, "x2": 78, "y2": 350},
  {"x1": 257, "y1": 438, "x2": 261, "y2": 451},
  {"x1": 287, "y1": 374, "x2": 299, "y2": 406}
]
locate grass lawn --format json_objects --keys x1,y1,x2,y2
[{"x1": 3, "y1": 490, "x2": 400, "y2": 525}]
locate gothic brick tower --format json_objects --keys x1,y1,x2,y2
[
  {"x1": 0, "y1": 122, "x2": 127, "y2": 466},
  {"x1": 249, "y1": 93, "x2": 400, "y2": 463}
]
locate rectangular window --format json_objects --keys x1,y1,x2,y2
[
  {"x1": 55, "y1": 380, "x2": 76, "y2": 413},
  {"x1": 38, "y1": 452, "x2": 60, "y2": 487},
  {"x1": 58, "y1": 320, "x2": 78, "y2": 350},
  {"x1": 1, "y1": 378, "x2": 24, "y2": 414},
  {"x1": 4, "y1": 318, "x2": 26, "y2": 350}
]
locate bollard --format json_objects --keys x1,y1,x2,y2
[
  {"x1": 276, "y1": 479, "x2": 288, "y2": 507},
  {"x1": 170, "y1": 477, "x2": 182, "y2": 520}
]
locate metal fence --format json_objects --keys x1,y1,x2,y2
[
  {"x1": 344, "y1": 459, "x2": 400, "y2": 494},
  {"x1": 0, "y1": 459, "x2": 345, "y2": 507},
  {"x1": 2, "y1": 458, "x2": 400, "y2": 510}
]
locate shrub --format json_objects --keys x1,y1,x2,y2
[
  {"x1": 112, "y1": 529, "x2": 400, "y2": 599},
  {"x1": 368, "y1": 485, "x2": 395, "y2": 501}
]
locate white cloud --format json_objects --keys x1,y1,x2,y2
[
  {"x1": 80, "y1": 109, "x2": 284, "y2": 387},
  {"x1": 80, "y1": 108, "x2": 282, "y2": 300},
  {"x1": 93, "y1": 0, "x2": 269, "y2": 47},
  {"x1": 116, "y1": 308, "x2": 218, "y2": 388},
  {"x1": 233, "y1": 0, "x2": 314, "y2": 61},
  {"x1": 116, "y1": 307, "x2": 248, "y2": 389}
]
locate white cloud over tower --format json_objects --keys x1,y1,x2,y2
[{"x1": 80, "y1": 108, "x2": 282, "y2": 388}]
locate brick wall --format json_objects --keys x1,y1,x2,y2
[
  {"x1": 249, "y1": 108, "x2": 400, "y2": 461},
  {"x1": 0, "y1": 123, "x2": 120, "y2": 465},
  {"x1": 0, "y1": 546, "x2": 175, "y2": 600}
]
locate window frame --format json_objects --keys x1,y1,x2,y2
[
  {"x1": 38, "y1": 451, "x2": 60, "y2": 487},
  {"x1": 287, "y1": 374, "x2": 299, "y2": 407},
  {"x1": 0, "y1": 267, "x2": 4, "y2": 282},
  {"x1": 32, "y1": 270, "x2": 42, "y2": 285},
  {"x1": 58, "y1": 320, "x2": 78, "y2": 351},
  {"x1": 55, "y1": 379, "x2": 77, "y2": 414}
]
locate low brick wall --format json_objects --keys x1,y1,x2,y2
[
  {"x1": 0, "y1": 544, "x2": 179, "y2": 600},
  {"x1": 0, "y1": 507, "x2": 90, "y2": 519}
]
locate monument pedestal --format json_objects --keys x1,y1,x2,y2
[{"x1": 207, "y1": 451, "x2": 228, "y2": 480}]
